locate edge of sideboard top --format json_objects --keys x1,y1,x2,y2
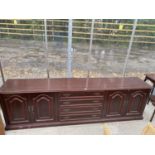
[{"x1": 0, "y1": 77, "x2": 152, "y2": 94}]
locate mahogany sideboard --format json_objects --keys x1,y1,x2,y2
[{"x1": 0, "y1": 77, "x2": 151, "y2": 130}]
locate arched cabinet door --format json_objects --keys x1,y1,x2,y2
[
  {"x1": 106, "y1": 91, "x2": 127, "y2": 117},
  {"x1": 127, "y1": 90, "x2": 147, "y2": 116},
  {"x1": 32, "y1": 94, "x2": 55, "y2": 122},
  {"x1": 4, "y1": 95, "x2": 30, "y2": 124}
]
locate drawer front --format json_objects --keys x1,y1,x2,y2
[
  {"x1": 58, "y1": 92, "x2": 106, "y2": 121},
  {"x1": 59, "y1": 98, "x2": 103, "y2": 106},
  {"x1": 60, "y1": 104, "x2": 102, "y2": 114},
  {"x1": 59, "y1": 92, "x2": 103, "y2": 99},
  {"x1": 60, "y1": 112, "x2": 101, "y2": 121}
]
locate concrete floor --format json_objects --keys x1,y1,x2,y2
[{"x1": 5, "y1": 102, "x2": 155, "y2": 135}]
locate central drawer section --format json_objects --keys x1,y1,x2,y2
[{"x1": 58, "y1": 92, "x2": 105, "y2": 121}]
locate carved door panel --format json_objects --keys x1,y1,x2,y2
[
  {"x1": 106, "y1": 91, "x2": 127, "y2": 117},
  {"x1": 4, "y1": 94, "x2": 30, "y2": 124},
  {"x1": 127, "y1": 90, "x2": 147, "y2": 116},
  {"x1": 32, "y1": 94, "x2": 55, "y2": 122}
]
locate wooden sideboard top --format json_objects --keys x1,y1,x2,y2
[{"x1": 0, "y1": 77, "x2": 151, "y2": 94}]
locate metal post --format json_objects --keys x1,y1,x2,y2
[
  {"x1": 122, "y1": 19, "x2": 138, "y2": 77},
  {"x1": 44, "y1": 19, "x2": 50, "y2": 78},
  {"x1": 87, "y1": 19, "x2": 95, "y2": 78},
  {"x1": 0, "y1": 61, "x2": 5, "y2": 84},
  {"x1": 52, "y1": 20, "x2": 55, "y2": 41},
  {"x1": 67, "y1": 19, "x2": 73, "y2": 78},
  {"x1": 85, "y1": 19, "x2": 95, "y2": 89}
]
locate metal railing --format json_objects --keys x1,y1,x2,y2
[
  {"x1": 0, "y1": 19, "x2": 155, "y2": 44},
  {"x1": 0, "y1": 19, "x2": 155, "y2": 83}
]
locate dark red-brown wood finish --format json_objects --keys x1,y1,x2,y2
[
  {"x1": 144, "y1": 73, "x2": 155, "y2": 104},
  {"x1": 144, "y1": 74, "x2": 155, "y2": 83},
  {"x1": 0, "y1": 77, "x2": 151, "y2": 130}
]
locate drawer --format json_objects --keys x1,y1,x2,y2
[
  {"x1": 60, "y1": 104, "x2": 102, "y2": 114},
  {"x1": 60, "y1": 112, "x2": 101, "y2": 121},
  {"x1": 59, "y1": 92, "x2": 103, "y2": 99},
  {"x1": 59, "y1": 98, "x2": 103, "y2": 105}
]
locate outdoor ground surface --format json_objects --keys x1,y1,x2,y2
[{"x1": 0, "y1": 39, "x2": 155, "y2": 81}]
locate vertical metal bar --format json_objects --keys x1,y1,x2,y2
[
  {"x1": 85, "y1": 19, "x2": 95, "y2": 89},
  {"x1": 0, "y1": 61, "x2": 5, "y2": 84},
  {"x1": 44, "y1": 19, "x2": 50, "y2": 78},
  {"x1": 32, "y1": 20, "x2": 35, "y2": 40},
  {"x1": 52, "y1": 20, "x2": 55, "y2": 41},
  {"x1": 67, "y1": 19, "x2": 73, "y2": 78},
  {"x1": 87, "y1": 19, "x2": 95, "y2": 78},
  {"x1": 123, "y1": 19, "x2": 138, "y2": 77}
]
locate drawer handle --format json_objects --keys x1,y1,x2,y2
[
  {"x1": 64, "y1": 116, "x2": 69, "y2": 119},
  {"x1": 92, "y1": 100, "x2": 99, "y2": 103},
  {"x1": 63, "y1": 102, "x2": 70, "y2": 104},
  {"x1": 94, "y1": 93, "x2": 101, "y2": 95},
  {"x1": 63, "y1": 94, "x2": 71, "y2": 97},
  {"x1": 92, "y1": 114, "x2": 98, "y2": 117},
  {"x1": 63, "y1": 109, "x2": 70, "y2": 112}
]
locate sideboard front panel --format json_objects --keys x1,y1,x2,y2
[
  {"x1": 126, "y1": 90, "x2": 149, "y2": 116},
  {"x1": 106, "y1": 91, "x2": 128, "y2": 117},
  {"x1": 31, "y1": 93, "x2": 55, "y2": 122},
  {"x1": 3, "y1": 94, "x2": 31, "y2": 125}
]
